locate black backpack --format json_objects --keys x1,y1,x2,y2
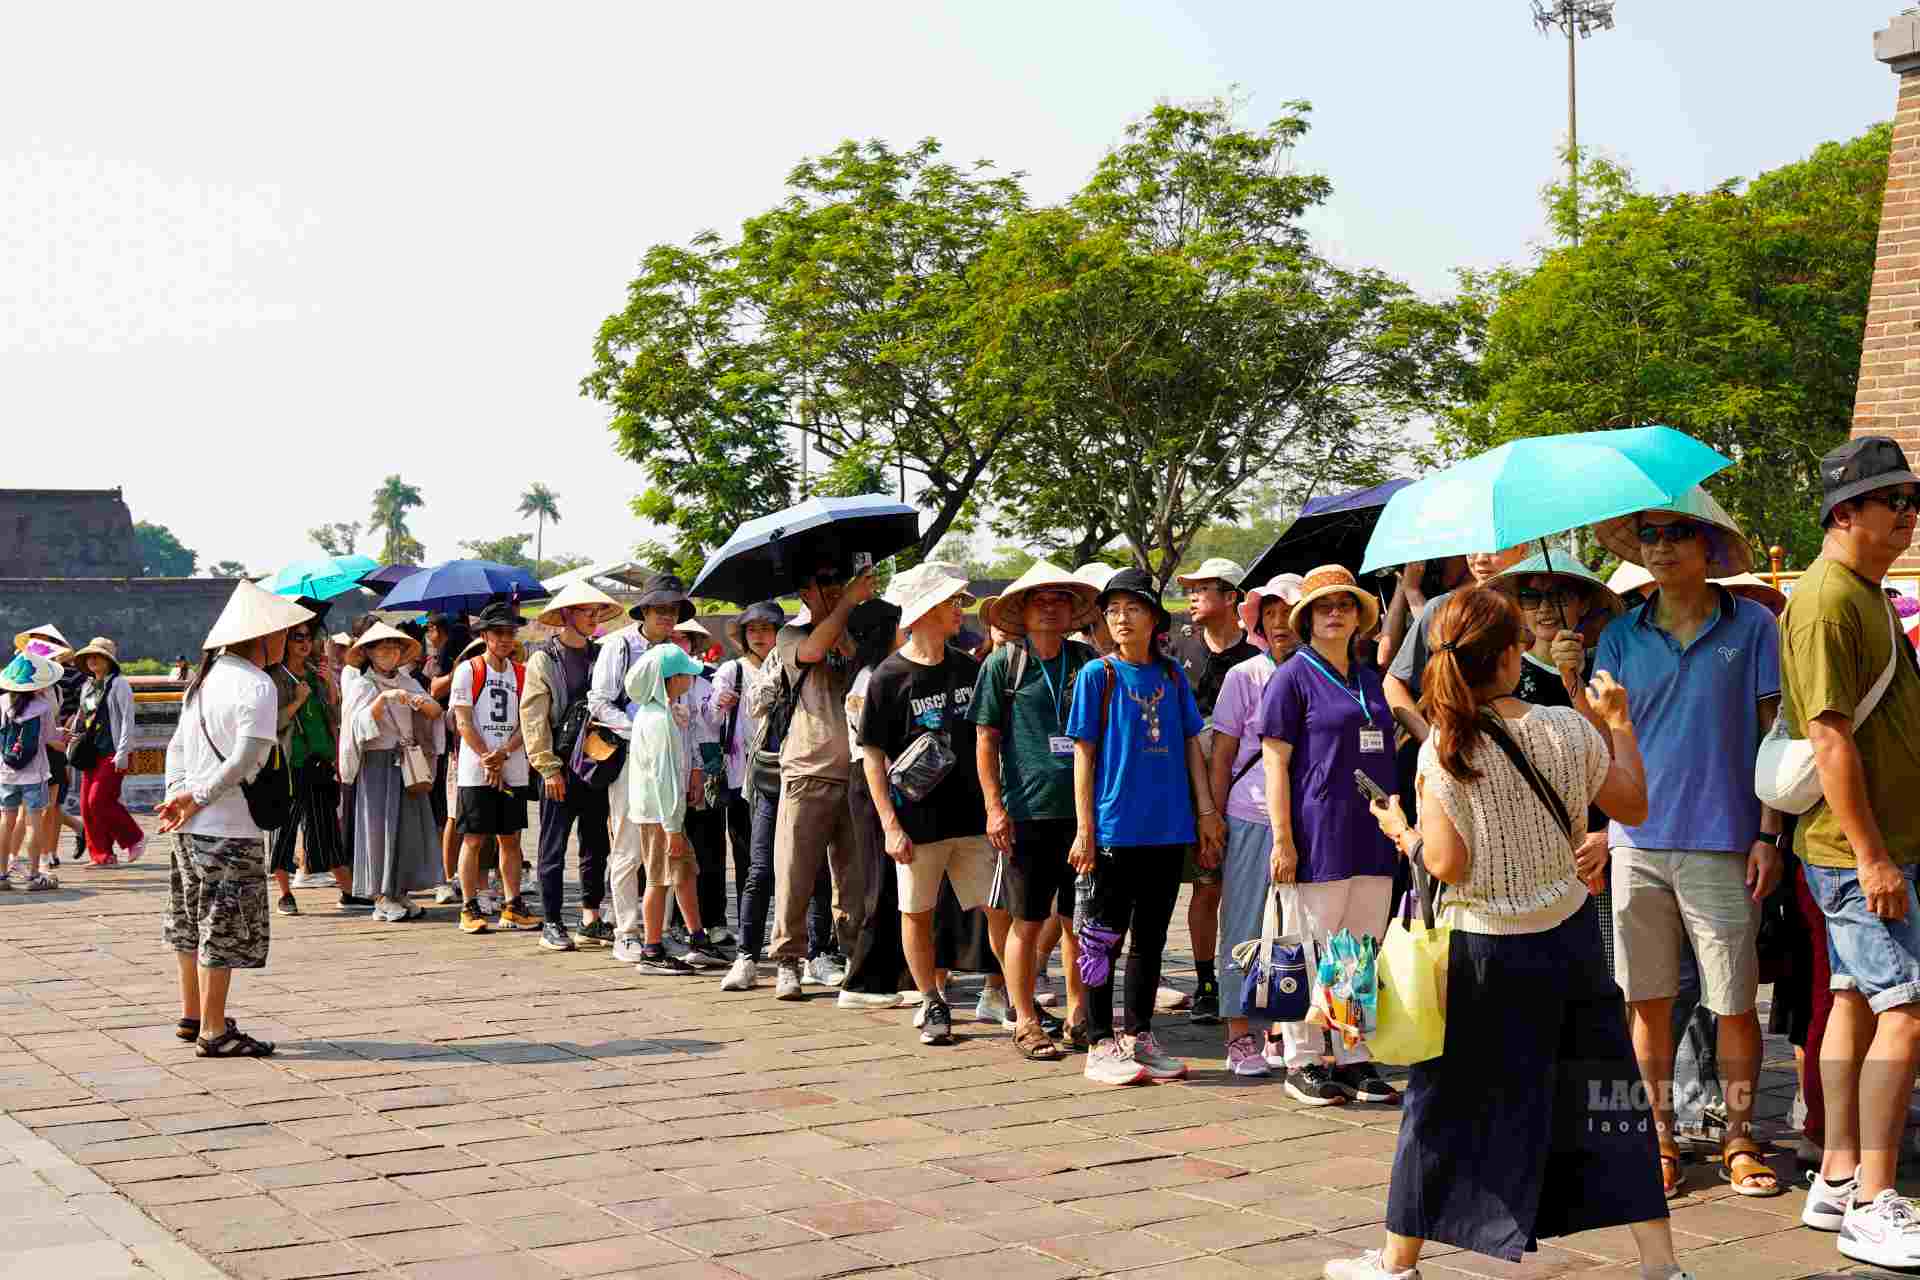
[{"x1": 540, "y1": 638, "x2": 599, "y2": 763}]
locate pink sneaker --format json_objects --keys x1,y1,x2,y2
[
  {"x1": 1131, "y1": 1031, "x2": 1187, "y2": 1081},
  {"x1": 1226, "y1": 1033, "x2": 1271, "y2": 1077},
  {"x1": 124, "y1": 838, "x2": 146, "y2": 864}
]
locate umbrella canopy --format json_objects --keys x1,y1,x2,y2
[
  {"x1": 358, "y1": 563, "x2": 424, "y2": 597},
  {"x1": 1243, "y1": 478, "x2": 1413, "y2": 584},
  {"x1": 539, "y1": 560, "x2": 658, "y2": 593},
  {"x1": 268, "y1": 554, "x2": 380, "y2": 602},
  {"x1": 692, "y1": 495, "x2": 921, "y2": 605},
  {"x1": 1360, "y1": 427, "x2": 1732, "y2": 574},
  {"x1": 380, "y1": 560, "x2": 549, "y2": 616}
]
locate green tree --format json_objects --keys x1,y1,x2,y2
[
  {"x1": 1450, "y1": 125, "x2": 1890, "y2": 569},
  {"x1": 973, "y1": 97, "x2": 1467, "y2": 588},
  {"x1": 584, "y1": 137, "x2": 1028, "y2": 566},
  {"x1": 208, "y1": 560, "x2": 249, "y2": 578},
  {"x1": 457, "y1": 533, "x2": 535, "y2": 570},
  {"x1": 308, "y1": 521, "x2": 361, "y2": 557},
  {"x1": 368, "y1": 475, "x2": 425, "y2": 564},
  {"x1": 133, "y1": 521, "x2": 197, "y2": 577},
  {"x1": 517, "y1": 483, "x2": 561, "y2": 569}
]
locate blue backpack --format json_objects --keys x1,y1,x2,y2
[{"x1": 1, "y1": 710, "x2": 42, "y2": 771}]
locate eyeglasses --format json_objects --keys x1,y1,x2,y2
[
  {"x1": 1315, "y1": 596, "x2": 1358, "y2": 613},
  {"x1": 1029, "y1": 591, "x2": 1078, "y2": 608},
  {"x1": 288, "y1": 631, "x2": 312, "y2": 643},
  {"x1": 1635, "y1": 521, "x2": 1701, "y2": 546},
  {"x1": 1862, "y1": 492, "x2": 1920, "y2": 515},
  {"x1": 1104, "y1": 602, "x2": 1153, "y2": 621},
  {"x1": 1515, "y1": 588, "x2": 1570, "y2": 610}
]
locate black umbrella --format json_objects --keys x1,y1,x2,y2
[
  {"x1": 692, "y1": 495, "x2": 921, "y2": 604},
  {"x1": 1242, "y1": 479, "x2": 1414, "y2": 585}
]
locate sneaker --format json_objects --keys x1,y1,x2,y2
[
  {"x1": 612, "y1": 934, "x2": 645, "y2": 963},
  {"x1": 837, "y1": 988, "x2": 902, "y2": 1009},
  {"x1": 1155, "y1": 984, "x2": 1191, "y2": 1011},
  {"x1": 1839, "y1": 1188, "x2": 1920, "y2": 1267},
  {"x1": 1227, "y1": 1033, "x2": 1271, "y2": 1077},
  {"x1": 1323, "y1": 1249, "x2": 1420, "y2": 1280},
  {"x1": 708, "y1": 926, "x2": 736, "y2": 947},
  {"x1": 498, "y1": 900, "x2": 541, "y2": 930},
  {"x1": 276, "y1": 893, "x2": 299, "y2": 916},
  {"x1": 682, "y1": 939, "x2": 729, "y2": 970},
  {"x1": 1085, "y1": 1037, "x2": 1151, "y2": 1086},
  {"x1": 975, "y1": 984, "x2": 1014, "y2": 1027},
  {"x1": 572, "y1": 919, "x2": 615, "y2": 948},
  {"x1": 372, "y1": 898, "x2": 422, "y2": 922},
  {"x1": 433, "y1": 882, "x2": 460, "y2": 905},
  {"x1": 460, "y1": 905, "x2": 490, "y2": 934},
  {"x1": 125, "y1": 837, "x2": 146, "y2": 864},
  {"x1": 540, "y1": 923, "x2": 576, "y2": 952},
  {"x1": 1804, "y1": 1166, "x2": 1859, "y2": 1232},
  {"x1": 293, "y1": 870, "x2": 333, "y2": 889},
  {"x1": 0, "y1": 874, "x2": 13, "y2": 891},
  {"x1": 804, "y1": 953, "x2": 847, "y2": 987},
  {"x1": 338, "y1": 892, "x2": 374, "y2": 909},
  {"x1": 635, "y1": 948, "x2": 697, "y2": 976},
  {"x1": 774, "y1": 961, "x2": 804, "y2": 1000},
  {"x1": 1334, "y1": 1062, "x2": 1400, "y2": 1105},
  {"x1": 1285, "y1": 1064, "x2": 1348, "y2": 1106},
  {"x1": 920, "y1": 998, "x2": 953, "y2": 1046},
  {"x1": 1263, "y1": 1032, "x2": 1288, "y2": 1069},
  {"x1": 1190, "y1": 976, "x2": 1220, "y2": 1026},
  {"x1": 22, "y1": 872, "x2": 57, "y2": 892},
  {"x1": 1131, "y1": 1031, "x2": 1188, "y2": 1081},
  {"x1": 720, "y1": 953, "x2": 758, "y2": 991}
]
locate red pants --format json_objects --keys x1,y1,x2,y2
[
  {"x1": 80, "y1": 759, "x2": 143, "y2": 864},
  {"x1": 1797, "y1": 861, "x2": 1834, "y2": 1143}
]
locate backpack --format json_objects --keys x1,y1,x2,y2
[
  {"x1": 66, "y1": 675, "x2": 117, "y2": 772},
  {"x1": 747, "y1": 660, "x2": 813, "y2": 801},
  {"x1": 467, "y1": 655, "x2": 526, "y2": 703},
  {"x1": 1, "y1": 704, "x2": 42, "y2": 771}
]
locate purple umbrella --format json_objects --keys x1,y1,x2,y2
[{"x1": 358, "y1": 563, "x2": 423, "y2": 598}]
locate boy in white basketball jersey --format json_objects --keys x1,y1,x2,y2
[{"x1": 450, "y1": 603, "x2": 536, "y2": 933}]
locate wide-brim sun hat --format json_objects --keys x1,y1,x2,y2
[
  {"x1": 0, "y1": 651, "x2": 63, "y2": 693},
  {"x1": 1096, "y1": 567, "x2": 1170, "y2": 629},
  {"x1": 536, "y1": 581, "x2": 624, "y2": 630},
  {"x1": 726, "y1": 600, "x2": 788, "y2": 651},
  {"x1": 203, "y1": 580, "x2": 317, "y2": 652},
  {"x1": 1239, "y1": 573, "x2": 1307, "y2": 651},
  {"x1": 351, "y1": 621, "x2": 425, "y2": 668},
  {"x1": 1487, "y1": 552, "x2": 1626, "y2": 623},
  {"x1": 1289, "y1": 564, "x2": 1381, "y2": 639},
  {"x1": 1175, "y1": 557, "x2": 1247, "y2": 592},
  {"x1": 991, "y1": 560, "x2": 1100, "y2": 637},
  {"x1": 1608, "y1": 561, "x2": 1787, "y2": 616},
  {"x1": 886, "y1": 562, "x2": 975, "y2": 630},
  {"x1": 1075, "y1": 562, "x2": 1119, "y2": 592},
  {"x1": 1593, "y1": 486, "x2": 1754, "y2": 576},
  {"x1": 630, "y1": 573, "x2": 695, "y2": 623},
  {"x1": 14, "y1": 623, "x2": 69, "y2": 656},
  {"x1": 67, "y1": 636, "x2": 122, "y2": 672}
]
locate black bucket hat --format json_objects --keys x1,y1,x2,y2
[
  {"x1": 726, "y1": 600, "x2": 788, "y2": 651},
  {"x1": 631, "y1": 573, "x2": 696, "y2": 623},
  {"x1": 472, "y1": 601, "x2": 522, "y2": 633},
  {"x1": 1096, "y1": 567, "x2": 1170, "y2": 629},
  {"x1": 1821, "y1": 436, "x2": 1920, "y2": 524}
]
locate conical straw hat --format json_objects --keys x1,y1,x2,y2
[
  {"x1": 536, "y1": 581, "x2": 624, "y2": 629},
  {"x1": 351, "y1": 621, "x2": 425, "y2": 667},
  {"x1": 1593, "y1": 486, "x2": 1754, "y2": 576},
  {"x1": 991, "y1": 560, "x2": 1099, "y2": 637},
  {"x1": 203, "y1": 581, "x2": 316, "y2": 651},
  {"x1": 14, "y1": 622, "x2": 69, "y2": 655}
]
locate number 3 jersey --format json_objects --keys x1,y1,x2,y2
[{"x1": 448, "y1": 657, "x2": 530, "y2": 789}]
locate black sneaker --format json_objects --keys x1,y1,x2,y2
[
  {"x1": 539, "y1": 923, "x2": 576, "y2": 952},
  {"x1": 573, "y1": 918, "x2": 615, "y2": 948},
  {"x1": 275, "y1": 893, "x2": 298, "y2": 916},
  {"x1": 1333, "y1": 1062, "x2": 1401, "y2": 1105},
  {"x1": 1190, "y1": 976, "x2": 1220, "y2": 1026},
  {"x1": 1284, "y1": 1063, "x2": 1348, "y2": 1107},
  {"x1": 635, "y1": 948, "x2": 697, "y2": 976},
  {"x1": 338, "y1": 892, "x2": 374, "y2": 909},
  {"x1": 920, "y1": 997, "x2": 954, "y2": 1046},
  {"x1": 682, "y1": 938, "x2": 729, "y2": 970}
]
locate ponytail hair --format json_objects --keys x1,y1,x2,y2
[
  {"x1": 182, "y1": 648, "x2": 221, "y2": 708},
  {"x1": 1418, "y1": 587, "x2": 1523, "y2": 783}
]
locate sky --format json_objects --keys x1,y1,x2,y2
[{"x1": 0, "y1": 2, "x2": 1903, "y2": 576}]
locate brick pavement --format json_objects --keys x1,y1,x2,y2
[{"x1": 0, "y1": 817, "x2": 1907, "y2": 1279}]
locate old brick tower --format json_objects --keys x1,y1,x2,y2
[{"x1": 1862, "y1": 12, "x2": 1920, "y2": 571}]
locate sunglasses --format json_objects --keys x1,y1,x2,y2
[
  {"x1": 1862, "y1": 492, "x2": 1920, "y2": 515},
  {"x1": 1635, "y1": 521, "x2": 1701, "y2": 546},
  {"x1": 1515, "y1": 588, "x2": 1570, "y2": 609},
  {"x1": 810, "y1": 569, "x2": 847, "y2": 588}
]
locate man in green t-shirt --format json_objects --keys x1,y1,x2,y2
[
  {"x1": 971, "y1": 561, "x2": 1100, "y2": 1058},
  {"x1": 1779, "y1": 435, "x2": 1920, "y2": 1267}
]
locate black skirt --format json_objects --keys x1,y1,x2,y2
[
  {"x1": 270, "y1": 761, "x2": 348, "y2": 876},
  {"x1": 1386, "y1": 898, "x2": 1667, "y2": 1261}
]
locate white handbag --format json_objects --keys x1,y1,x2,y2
[{"x1": 1755, "y1": 597, "x2": 1900, "y2": 815}]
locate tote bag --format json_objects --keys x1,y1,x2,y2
[
  {"x1": 1370, "y1": 860, "x2": 1450, "y2": 1065},
  {"x1": 1230, "y1": 887, "x2": 1310, "y2": 1023}
]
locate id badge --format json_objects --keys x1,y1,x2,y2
[
  {"x1": 1049, "y1": 735, "x2": 1075, "y2": 758},
  {"x1": 1358, "y1": 727, "x2": 1386, "y2": 755}
]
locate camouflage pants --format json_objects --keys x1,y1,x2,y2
[{"x1": 164, "y1": 834, "x2": 270, "y2": 970}]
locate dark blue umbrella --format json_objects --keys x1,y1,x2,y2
[
  {"x1": 1242, "y1": 478, "x2": 1415, "y2": 585},
  {"x1": 379, "y1": 560, "x2": 549, "y2": 616},
  {"x1": 358, "y1": 563, "x2": 423, "y2": 598},
  {"x1": 692, "y1": 495, "x2": 921, "y2": 605}
]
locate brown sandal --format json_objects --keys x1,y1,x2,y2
[
  {"x1": 1659, "y1": 1141, "x2": 1685, "y2": 1199},
  {"x1": 1720, "y1": 1139, "x2": 1783, "y2": 1197},
  {"x1": 1013, "y1": 1021, "x2": 1063, "y2": 1061}
]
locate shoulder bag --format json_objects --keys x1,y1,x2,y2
[
  {"x1": 748, "y1": 660, "x2": 813, "y2": 801},
  {"x1": 1756, "y1": 597, "x2": 1900, "y2": 815},
  {"x1": 1230, "y1": 886, "x2": 1310, "y2": 1022},
  {"x1": 197, "y1": 689, "x2": 295, "y2": 831},
  {"x1": 1480, "y1": 712, "x2": 1574, "y2": 846},
  {"x1": 887, "y1": 664, "x2": 960, "y2": 803}
]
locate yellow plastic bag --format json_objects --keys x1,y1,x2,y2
[{"x1": 1369, "y1": 866, "x2": 1450, "y2": 1065}]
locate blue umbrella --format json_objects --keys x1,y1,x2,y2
[
  {"x1": 692, "y1": 495, "x2": 921, "y2": 604},
  {"x1": 379, "y1": 560, "x2": 549, "y2": 616},
  {"x1": 268, "y1": 555, "x2": 381, "y2": 602},
  {"x1": 1359, "y1": 427, "x2": 1733, "y2": 575},
  {"x1": 358, "y1": 562, "x2": 423, "y2": 598},
  {"x1": 1243, "y1": 478, "x2": 1414, "y2": 584}
]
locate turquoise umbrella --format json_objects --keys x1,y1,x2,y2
[
  {"x1": 1359, "y1": 427, "x2": 1732, "y2": 575},
  {"x1": 268, "y1": 554, "x2": 381, "y2": 601}
]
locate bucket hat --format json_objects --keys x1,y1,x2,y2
[
  {"x1": 1819, "y1": 436, "x2": 1920, "y2": 524},
  {"x1": 351, "y1": 622, "x2": 424, "y2": 668},
  {"x1": 472, "y1": 601, "x2": 523, "y2": 634},
  {"x1": 726, "y1": 601, "x2": 788, "y2": 652},
  {"x1": 1486, "y1": 552, "x2": 1626, "y2": 624},
  {"x1": 1096, "y1": 567, "x2": 1170, "y2": 629},
  {"x1": 536, "y1": 581, "x2": 624, "y2": 630},
  {"x1": 1175, "y1": 558, "x2": 1247, "y2": 593},
  {"x1": 630, "y1": 573, "x2": 696, "y2": 623},
  {"x1": 1593, "y1": 486, "x2": 1754, "y2": 576},
  {"x1": 203, "y1": 581, "x2": 316, "y2": 651},
  {"x1": 0, "y1": 651, "x2": 63, "y2": 694},
  {"x1": 1289, "y1": 565, "x2": 1381, "y2": 639},
  {"x1": 68, "y1": 637, "x2": 122, "y2": 672},
  {"x1": 991, "y1": 560, "x2": 1100, "y2": 637},
  {"x1": 1239, "y1": 574, "x2": 1306, "y2": 651},
  {"x1": 14, "y1": 623, "x2": 69, "y2": 657},
  {"x1": 885, "y1": 562, "x2": 975, "y2": 630}
]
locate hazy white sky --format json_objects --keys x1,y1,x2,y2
[{"x1": 0, "y1": 2, "x2": 1901, "y2": 575}]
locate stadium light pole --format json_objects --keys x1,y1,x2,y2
[{"x1": 1532, "y1": 0, "x2": 1615, "y2": 242}]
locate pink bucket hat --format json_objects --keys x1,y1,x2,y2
[{"x1": 1239, "y1": 574, "x2": 1307, "y2": 652}]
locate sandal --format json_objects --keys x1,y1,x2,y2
[
  {"x1": 1659, "y1": 1141, "x2": 1685, "y2": 1199},
  {"x1": 196, "y1": 1028, "x2": 275, "y2": 1058},
  {"x1": 175, "y1": 1016, "x2": 235, "y2": 1042},
  {"x1": 1720, "y1": 1138, "x2": 1784, "y2": 1197},
  {"x1": 1013, "y1": 1021, "x2": 1064, "y2": 1061}
]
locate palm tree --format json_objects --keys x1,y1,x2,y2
[
  {"x1": 517, "y1": 482, "x2": 561, "y2": 570},
  {"x1": 369, "y1": 475, "x2": 424, "y2": 563}
]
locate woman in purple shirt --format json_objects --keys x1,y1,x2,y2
[{"x1": 1259, "y1": 565, "x2": 1400, "y2": 1107}]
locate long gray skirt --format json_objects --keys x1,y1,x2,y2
[{"x1": 352, "y1": 749, "x2": 440, "y2": 900}]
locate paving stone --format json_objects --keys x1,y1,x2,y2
[
  {"x1": 396, "y1": 1254, "x2": 566, "y2": 1280},
  {"x1": 354, "y1": 1225, "x2": 510, "y2": 1265},
  {"x1": 327, "y1": 1199, "x2": 459, "y2": 1237},
  {"x1": 221, "y1": 1240, "x2": 383, "y2": 1278},
  {"x1": 530, "y1": 1234, "x2": 694, "y2": 1276},
  {"x1": 603, "y1": 1193, "x2": 761, "y2": 1231},
  {"x1": 660, "y1": 1214, "x2": 820, "y2": 1256},
  {"x1": 491, "y1": 1210, "x2": 633, "y2": 1249},
  {"x1": 778, "y1": 1198, "x2": 932, "y2": 1238},
  {"x1": 841, "y1": 1221, "x2": 998, "y2": 1264},
  {"x1": 911, "y1": 1250, "x2": 1085, "y2": 1280},
  {"x1": 179, "y1": 1212, "x2": 336, "y2": 1254},
  {"x1": 723, "y1": 1238, "x2": 890, "y2": 1280}
]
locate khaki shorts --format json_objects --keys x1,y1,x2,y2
[
  {"x1": 897, "y1": 834, "x2": 997, "y2": 914},
  {"x1": 639, "y1": 822, "x2": 695, "y2": 889},
  {"x1": 1611, "y1": 846, "x2": 1760, "y2": 1015}
]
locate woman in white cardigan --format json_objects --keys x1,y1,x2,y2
[{"x1": 340, "y1": 623, "x2": 445, "y2": 922}]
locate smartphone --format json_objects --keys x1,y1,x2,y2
[
  {"x1": 1353, "y1": 769, "x2": 1389, "y2": 806},
  {"x1": 850, "y1": 551, "x2": 874, "y2": 577}
]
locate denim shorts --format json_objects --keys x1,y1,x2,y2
[
  {"x1": 1805, "y1": 862, "x2": 1920, "y2": 1014},
  {"x1": 0, "y1": 781, "x2": 48, "y2": 812}
]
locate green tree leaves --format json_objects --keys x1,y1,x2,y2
[
  {"x1": 369, "y1": 475, "x2": 425, "y2": 564},
  {"x1": 133, "y1": 522, "x2": 197, "y2": 577}
]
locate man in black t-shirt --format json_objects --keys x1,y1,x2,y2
[{"x1": 859, "y1": 563, "x2": 993, "y2": 1048}]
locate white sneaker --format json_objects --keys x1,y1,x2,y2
[
  {"x1": 371, "y1": 898, "x2": 418, "y2": 922},
  {"x1": 1154, "y1": 984, "x2": 1190, "y2": 1011},
  {"x1": 124, "y1": 838, "x2": 146, "y2": 864},
  {"x1": 1804, "y1": 1166, "x2": 1858, "y2": 1232},
  {"x1": 1323, "y1": 1250, "x2": 1419, "y2": 1280},
  {"x1": 974, "y1": 984, "x2": 1014, "y2": 1027},
  {"x1": 720, "y1": 954, "x2": 757, "y2": 991},
  {"x1": 1839, "y1": 1188, "x2": 1920, "y2": 1267},
  {"x1": 803, "y1": 954, "x2": 847, "y2": 987},
  {"x1": 774, "y1": 961, "x2": 804, "y2": 1000},
  {"x1": 294, "y1": 870, "x2": 333, "y2": 889},
  {"x1": 433, "y1": 882, "x2": 460, "y2": 905},
  {"x1": 612, "y1": 935, "x2": 645, "y2": 964},
  {"x1": 837, "y1": 989, "x2": 903, "y2": 1010},
  {"x1": 1084, "y1": 1037, "x2": 1150, "y2": 1086}
]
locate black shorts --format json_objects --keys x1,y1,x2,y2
[
  {"x1": 46, "y1": 747, "x2": 67, "y2": 794},
  {"x1": 456, "y1": 785, "x2": 526, "y2": 836},
  {"x1": 430, "y1": 749, "x2": 449, "y2": 827},
  {"x1": 1003, "y1": 818, "x2": 1076, "y2": 923}
]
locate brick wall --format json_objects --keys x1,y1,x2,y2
[{"x1": 1864, "y1": 16, "x2": 1920, "y2": 571}]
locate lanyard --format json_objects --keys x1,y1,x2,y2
[
  {"x1": 1034, "y1": 647, "x2": 1070, "y2": 732},
  {"x1": 1297, "y1": 650, "x2": 1374, "y2": 727}
]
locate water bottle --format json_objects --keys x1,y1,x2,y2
[{"x1": 1073, "y1": 872, "x2": 1094, "y2": 934}]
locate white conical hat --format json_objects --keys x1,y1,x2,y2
[
  {"x1": 535, "y1": 580, "x2": 624, "y2": 629},
  {"x1": 352, "y1": 621, "x2": 425, "y2": 667},
  {"x1": 992, "y1": 560, "x2": 1100, "y2": 636},
  {"x1": 203, "y1": 581, "x2": 317, "y2": 651},
  {"x1": 1593, "y1": 486, "x2": 1754, "y2": 575},
  {"x1": 14, "y1": 622, "x2": 69, "y2": 654}
]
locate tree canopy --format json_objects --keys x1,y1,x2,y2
[
  {"x1": 133, "y1": 521, "x2": 196, "y2": 577},
  {"x1": 518, "y1": 483, "x2": 561, "y2": 567},
  {"x1": 368, "y1": 475, "x2": 426, "y2": 564},
  {"x1": 308, "y1": 522, "x2": 361, "y2": 558}
]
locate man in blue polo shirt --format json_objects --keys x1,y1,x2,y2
[{"x1": 1581, "y1": 487, "x2": 1784, "y2": 1198}]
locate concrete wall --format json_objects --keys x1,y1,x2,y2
[{"x1": 0, "y1": 489, "x2": 138, "y2": 577}]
